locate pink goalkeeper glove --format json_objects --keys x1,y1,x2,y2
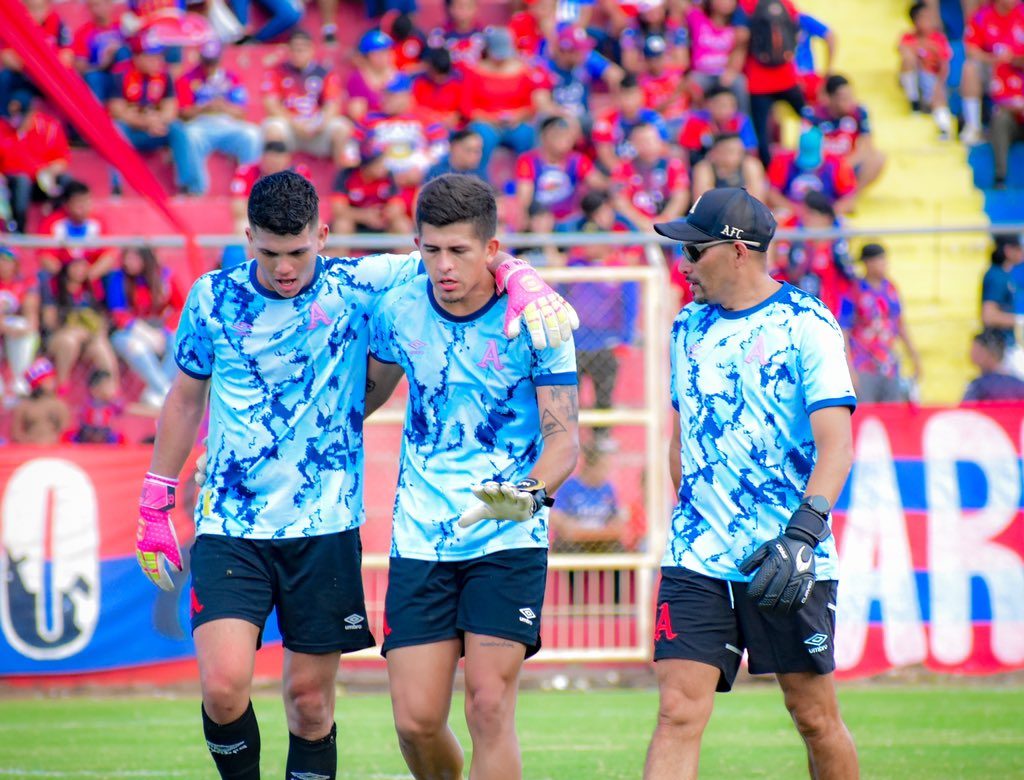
[
  {"x1": 136, "y1": 472, "x2": 182, "y2": 591},
  {"x1": 496, "y1": 257, "x2": 580, "y2": 349}
]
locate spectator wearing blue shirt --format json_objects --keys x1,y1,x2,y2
[
  {"x1": 982, "y1": 235, "x2": 1024, "y2": 378},
  {"x1": 794, "y1": 12, "x2": 835, "y2": 104},
  {"x1": 424, "y1": 128, "x2": 486, "y2": 182},
  {"x1": 557, "y1": 191, "x2": 638, "y2": 424},
  {"x1": 964, "y1": 329, "x2": 1024, "y2": 401},
  {"x1": 549, "y1": 438, "x2": 625, "y2": 553},
  {"x1": 539, "y1": 24, "x2": 624, "y2": 136}
]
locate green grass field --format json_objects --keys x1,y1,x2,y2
[{"x1": 0, "y1": 685, "x2": 1022, "y2": 779}]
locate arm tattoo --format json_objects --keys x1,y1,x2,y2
[
  {"x1": 549, "y1": 384, "x2": 579, "y2": 422},
  {"x1": 542, "y1": 409, "x2": 568, "y2": 438}
]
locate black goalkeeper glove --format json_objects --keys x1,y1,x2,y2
[{"x1": 737, "y1": 496, "x2": 832, "y2": 615}]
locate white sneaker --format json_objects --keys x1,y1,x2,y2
[{"x1": 960, "y1": 125, "x2": 984, "y2": 146}]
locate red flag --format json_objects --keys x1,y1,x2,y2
[{"x1": 0, "y1": 0, "x2": 203, "y2": 278}]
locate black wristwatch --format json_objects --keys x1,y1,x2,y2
[
  {"x1": 785, "y1": 495, "x2": 832, "y2": 546},
  {"x1": 516, "y1": 478, "x2": 554, "y2": 514}
]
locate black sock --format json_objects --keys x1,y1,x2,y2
[
  {"x1": 202, "y1": 701, "x2": 261, "y2": 780},
  {"x1": 285, "y1": 722, "x2": 337, "y2": 780}
]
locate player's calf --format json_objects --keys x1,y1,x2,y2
[{"x1": 202, "y1": 700, "x2": 261, "y2": 780}]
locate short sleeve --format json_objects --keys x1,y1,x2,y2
[
  {"x1": 531, "y1": 333, "x2": 577, "y2": 386},
  {"x1": 368, "y1": 298, "x2": 398, "y2": 363},
  {"x1": 798, "y1": 307, "x2": 857, "y2": 414},
  {"x1": 515, "y1": 153, "x2": 535, "y2": 182},
  {"x1": 800, "y1": 13, "x2": 829, "y2": 38},
  {"x1": 981, "y1": 269, "x2": 1008, "y2": 304},
  {"x1": 175, "y1": 278, "x2": 215, "y2": 379},
  {"x1": 585, "y1": 51, "x2": 611, "y2": 80}
]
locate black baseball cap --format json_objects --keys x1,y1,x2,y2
[{"x1": 654, "y1": 187, "x2": 777, "y2": 252}]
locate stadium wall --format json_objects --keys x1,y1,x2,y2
[{"x1": 1, "y1": 403, "x2": 1023, "y2": 683}]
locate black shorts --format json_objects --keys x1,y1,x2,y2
[
  {"x1": 381, "y1": 548, "x2": 547, "y2": 659},
  {"x1": 189, "y1": 530, "x2": 375, "y2": 655},
  {"x1": 653, "y1": 566, "x2": 838, "y2": 692}
]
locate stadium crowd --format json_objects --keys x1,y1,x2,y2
[{"x1": 0, "y1": 0, "x2": 1023, "y2": 446}]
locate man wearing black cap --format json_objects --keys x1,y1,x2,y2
[{"x1": 644, "y1": 187, "x2": 859, "y2": 779}]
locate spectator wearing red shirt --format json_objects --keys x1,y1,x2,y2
[
  {"x1": 36, "y1": 181, "x2": 121, "y2": 307},
  {"x1": 592, "y1": 74, "x2": 667, "y2": 173},
  {"x1": 108, "y1": 38, "x2": 194, "y2": 194},
  {"x1": 678, "y1": 85, "x2": 758, "y2": 165},
  {"x1": 898, "y1": 1, "x2": 953, "y2": 139},
  {"x1": 110, "y1": 247, "x2": 184, "y2": 407},
  {"x1": 989, "y1": 46, "x2": 1024, "y2": 189},
  {"x1": 357, "y1": 73, "x2": 448, "y2": 188},
  {"x1": 230, "y1": 140, "x2": 313, "y2": 233},
  {"x1": 463, "y1": 27, "x2": 551, "y2": 172},
  {"x1": 0, "y1": 246, "x2": 40, "y2": 398},
  {"x1": 263, "y1": 30, "x2": 354, "y2": 167},
  {"x1": 176, "y1": 40, "x2": 262, "y2": 196},
  {"x1": 382, "y1": 11, "x2": 428, "y2": 72},
  {"x1": 639, "y1": 35, "x2": 690, "y2": 137},
  {"x1": 771, "y1": 191, "x2": 854, "y2": 317},
  {"x1": 960, "y1": 0, "x2": 1024, "y2": 145},
  {"x1": 734, "y1": 0, "x2": 806, "y2": 166},
  {"x1": 692, "y1": 131, "x2": 768, "y2": 201},
  {"x1": 0, "y1": 99, "x2": 70, "y2": 233},
  {"x1": 345, "y1": 30, "x2": 398, "y2": 124},
  {"x1": 767, "y1": 125, "x2": 857, "y2": 215},
  {"x1": 411, "y1": 48, "x2": 465, "y2": 129},
  {"x1": 331, "y1": 148, "x2": 411, "y2": 245},
  {"x1": 510, "y1": 0, "x2": 557, "y2": 57},
  {"x1": 0, "y1": 0, "x2": 73, "y2": 117},
  {"x1": 806, "y1": 74, "x2": 886, "y2": 191},
  {"x1": 611, "y1": 121, "x2": 690, "y2": 233},
  {"x1": 838, "y1": 242, "x2": 921, "y2": 402},
  {"x1": 73, "y1": 0, "x2": 130, "y2": 102},
  {"x1": 427, "y1": 0, "x2": 487, "y2": 66},
  {"x1": 515, "y1": 116, "x2": 607, "y2": 228}
]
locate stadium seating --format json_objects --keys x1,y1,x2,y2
[{"x1": 801, "y1": 0, "x2": 991, "y2": 404}]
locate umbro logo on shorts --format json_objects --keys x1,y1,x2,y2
[
  {"x1": 344, "y1": 614, "x2": 365, "y2": 630},
  {"x1": 804, "y1": 633, "x2": 829, "y2": 654},
  {"x1": 519, "y1": 608, "x2": 536, "y2": 625}
]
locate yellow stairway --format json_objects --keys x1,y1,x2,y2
[{"x1": 797, "y1": 0, "x2": 989, "y2": 403}]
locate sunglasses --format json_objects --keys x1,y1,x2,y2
[{"x1": 682, "y1": 239, "x2": 760, "y2": 263}]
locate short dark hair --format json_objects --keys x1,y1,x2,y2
[
  {"x1": 262, "y1": 140, "x2": 288, "y2": 154},
  {"x1": 450, "y1": 127, "x2": 480, "y2": 145},
  {"x1": 909, "y1": 1, "x2": 927, "y2": 22},
  {"x1": 88, "y1": 369, "x2": 112, "y2": 388},
  {"x1": 804, "y1": 190, "x2": 836, "y2": 218},
  {"x1": 248, "y1": 170, "x2": 319, "y2": 235},
  {"x1": 581, "y1": 190, "x2": 609, "y2": 218},
  {"x1": 415, "y1": 174, "x2": 497, "y2": 242},
  {"x1": 704, "y1": 85, "x2": 734, "y2": 102},
  {"x1": 424, "y1": 46, "x2": 451, "y2": 74},
  {"x1": 711, "y1": 131, "x2": 742, "y2": 146},
  {"x1": 620, "y1": 72, "x2": 639, "y2": 90},
  {"x1": 975, "y1": 328, "x2": 1007, "y2": 361},
  {"x1": 62, "y1": 180, "x2": 90, "y2": 201},
  {"x1": 825, "y1": 74, "x2": 850, "y2": 96},
  {"x1": 391, "y1": 12, "x2": 414, "y2": 39},
  {"x1": 289, "y1": 29, "x2": 313, "y2": 43},
  {"x1": 540, "y1": 115, "x2": 569, "y2": 134}
]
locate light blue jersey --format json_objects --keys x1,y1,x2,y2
[
  {"x1": 665, "y1": 283, "x2": 856, "y2": 581},
  {"x1": 176, "y1": 253, "x2": 420, "y2": 539},
  {"x1": 369, "y1": 277, "x2": 577, "y2": 561}
]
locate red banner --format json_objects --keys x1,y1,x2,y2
[{"x1": 1, "y1": 404, "x2": 1023, "y2": 682}]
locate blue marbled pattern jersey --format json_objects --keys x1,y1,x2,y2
[
  {"x1": 370, "y1": 278, "x2": 577, "y2": 561},
  {"x1": 665, "y1": 283, "x2": 856, "y2": 581},
  {"x1": 176, "y1": 253, "x2": 420, "y2": 539}
]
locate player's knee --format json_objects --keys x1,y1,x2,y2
[
  {"x1": 283, "y1": 679, "x2": 333, "y2": 735},
  {"x1": 787, "y1": 698, "x2": 837, "y2": 743},
  {"x1": 393, "y1": 706, "x2": 448, "y2": 747},
  {"x1": 655, "y1": 686, "x2": 712, "y2": 739},
  {"x1": 464, "y1": 684, "x2": 514, "y2": 736},
  {"x1": 201, "y1": 672, "x2": 251, "y2": 723}
]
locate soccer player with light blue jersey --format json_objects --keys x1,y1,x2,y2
[
  {"x1": 643, "y1": 188, "x2": 860, "y2": 780},
  {"x1": 363, "y1": 174, "x2": 580, "y2": 780},
  {"x1": 133, "y1": 171, "x2": 579, "y2": 780}
]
